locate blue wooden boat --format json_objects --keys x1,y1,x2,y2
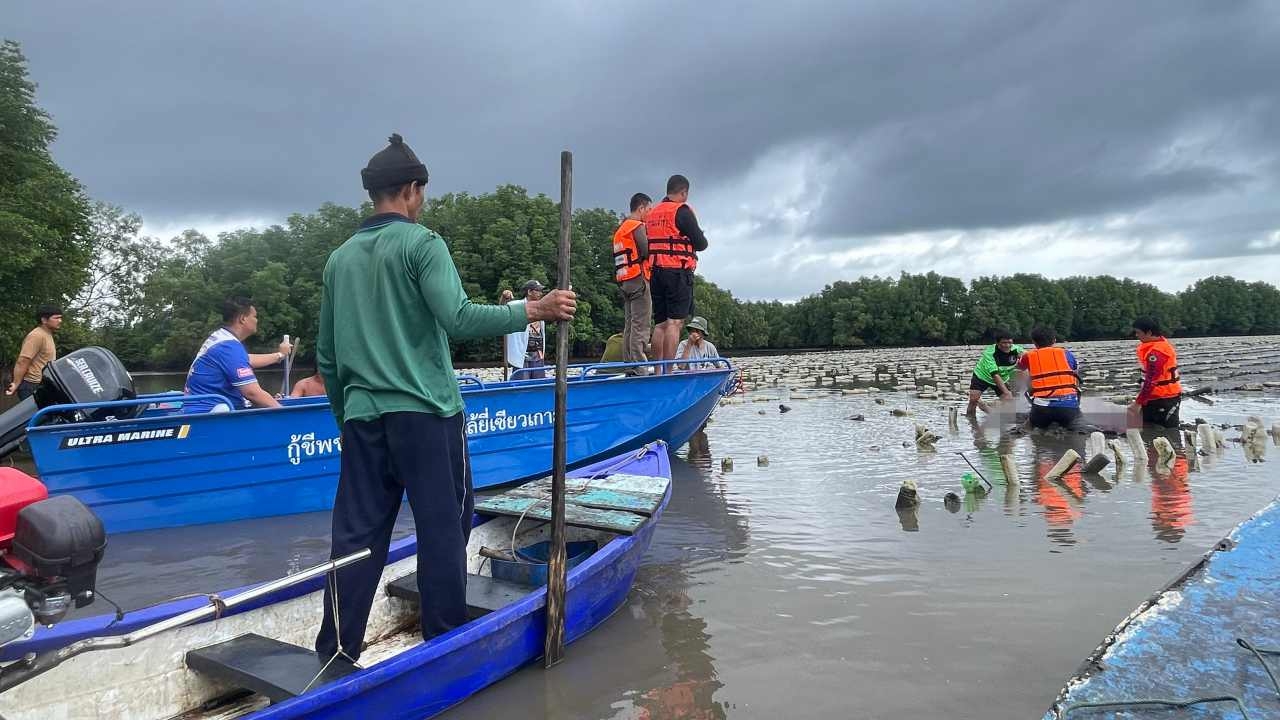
[
  {"x1": 20, "y1": 359, "x2": 731, "y2": 533},
  {"x1": 0, "y1": 443, "x2": 672, "y2": 719},
  {"x1": 1043, "y1": 498, "x2": 1280, "y2": 719}
]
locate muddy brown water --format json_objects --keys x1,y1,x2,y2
[{"x1": 5, "y1": 339, "x2": 1280, "y2": 719}]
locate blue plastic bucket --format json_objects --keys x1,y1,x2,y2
[{"x1": 490, "y1": 540, "x2": 598, "y2": 587}]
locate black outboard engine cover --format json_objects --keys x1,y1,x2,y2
[
  {"x1": 11, "y1": 495, "x2": 106, "y2": 608},
  {"x1": 35, "y1": 347, "x2": 140, "y2": 424},
  {"x1": 0, "y1": 347, "x2": 138, "y2": 459},
  {"x1": 0, "y1": 397, "x2": 37, "y2": 459}
]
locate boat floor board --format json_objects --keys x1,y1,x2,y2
[
  {"x1": 475, "y1": 495, "x2": 647, "y2": 534},
  {"x1": 185, "y1": 633, "x2": 358, "y2": 704},
  {"x1": 386, "y1": 572, "x2": 533, "y2": 619},
  {"x1": 504, "y1": 479, "x2": 663, "y2": 515}
]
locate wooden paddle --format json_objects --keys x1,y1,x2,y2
[{"x1": 544, "y1": 150, "x2": 572, "y2": 668}]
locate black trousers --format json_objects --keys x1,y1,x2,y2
[
  {"x1": 1029, "y1": 404, "x2": 1081, "y2": 429},
  {"x1": 1141, "y1": 396, "x2": 1181, "y2": 428},
  {"x1": 316, "y1": 411, "x2": 473, "y2": 662}
]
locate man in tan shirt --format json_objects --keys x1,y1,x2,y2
[{"x1": 6, "y1": 305, "x2": 62, "y2": 400}]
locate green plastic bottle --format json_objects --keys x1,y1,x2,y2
[{"x1": 960, "y1": 472, "x2": 981, "y2": 493}]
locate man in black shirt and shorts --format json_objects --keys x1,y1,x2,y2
[{"x1": 645, "y1": 175, "x2": 709, "y2": 373}]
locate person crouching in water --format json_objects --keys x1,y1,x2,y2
[
  {"x1": 1128, "y1": 317, "x2": 1181, "y2": 428},
  {"x1": 1016, "y1": 326, "x2": 1082, "y2": 430},
  {"x1": 966, "y1": 330, "x2": 1022, "y2": 417}
]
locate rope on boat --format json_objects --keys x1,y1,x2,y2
[
  {"x1": 92, "y1": 588, "x2": 126, "y2": 627},
  {"x1": 1056, "y1": 636, "x2": 1280, "y2": 718},
  {"x1": 1238, "y1": 638, "x2": 1280, "y2": 699},
  {"x1": 102, "y1": 591, "x2": 228, "y2": 631},
  {"x1": 509, "y1": 500, "x2": 542, "y2": 566},
  {"x1": 1060, "y1": 695, "x2": 1252, "y2": 719},
  {"x1": 209, "y1": 594, "x2": 227, "y2": 620},
  {"x1": 303, "y1": 570, "x2": 360, "y2": 693}
]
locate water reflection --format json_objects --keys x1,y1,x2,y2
[
  {"x1": 626, "y1": 564, "x2": 726, "y2": 720},
  {"x1": 1028, "y1": 436, "x2": 1086, "y2": 546},
  {"x1": 1014, "y1": 428, "x2": 1204, "y2": 547},
  {"x1": 685, "y1": 428, "x2": 710, "y2": 461},
  {"x1": 442, "y1": 454, "x2": 746, "y2": 720},
  {"x1": 615, "y1": 455, "x2": 750, "y2": 720},
  {"x1": 1149, "y1": 456, "x2": 1194, "y2": 543},
  {"x1": 896, "y1": 508, "x2": 919, "y2": 532}
]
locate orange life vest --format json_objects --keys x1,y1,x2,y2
[
  {"x1": 1024, "y1": 347, "x2": 1080, "y2": 399},
  {"x1": 612, "y1": 218, "x2": 649, "y2": 283},
  {"x1": 1137, "y1": 337, "x2": 1181, "y2": 399},
  {"x1": 645, "y1": 200, "x2": 697, "y2": 271}
]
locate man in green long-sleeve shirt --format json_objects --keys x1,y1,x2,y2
[{"x1": 315, "y1": 133, "x2": 576, "y2": 663}]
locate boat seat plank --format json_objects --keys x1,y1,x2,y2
[
  {"x1": 570, "y1": 472, "x2": 671, "y2": 497},
  {"x1": 386, "y1": 573, "x2": 533, "y2": 619},
  {"x1": 474, "y1": 496, "x2": 646, "y2": 534},
  {"x1": 504, "y1": 481, "x2": 662, "y2": 515},
  {"x1": 532, "y1": 473, "x2": 669, "y2": 499},
  {"x1": 185, "y1": 633, "x2": 357, "y2": 704}
]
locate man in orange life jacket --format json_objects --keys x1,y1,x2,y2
[
  {"x1": 612, "y1": 193, "x2": 652, "y2": 374},
  {"x1": 1016, "y1": 326, "x2": 1082, "y2": 430},
  {"x1": 646, "y1": 174, "x2": 709, "y2": 373},
  {"x1": 1127, "y1": 317, "x2": 1181, "y2": 429}
]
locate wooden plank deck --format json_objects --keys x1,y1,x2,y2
[
  {"x1": 505, "y1": 479, "x2": 663, "y2": 515},
  {"x1": 474, "y1": 496, "x2": 647, "y2": 534},
  {"x1": 477, "y1": 470, "x2": 668, "y2": 534}
]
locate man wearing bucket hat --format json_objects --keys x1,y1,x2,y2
[
  {"x1": 675, "y1": 316, "x2": 719, "y2": 371},
  {"x1": 501, "y1": 280, "x2": 548, "y2": 379},
  {"x1": 518, "y1": 280, "x2": 548, "y2": 379},
  {"x1": 316, "y1": 133, "x2": 576, "y2": 664}
]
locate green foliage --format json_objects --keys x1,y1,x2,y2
[
  {"x1": 423, "y1": 186, "x2": 623, "y2": 360},
  {"x1": 98, "y1": 204, "x2": 364, "y2": 368},
  {"x1": 1179, "y1": 276, "x2": 1262, "y2": 336},
  {"x1": 88, "y1": 182, "x2": 1280, "y2": 366},
  {"x1": 0, "y1": 40, "x2": 92, "y2": 364},
  {"x1": 743, "y1": 272, "x2": 1276, "y2": 349}
]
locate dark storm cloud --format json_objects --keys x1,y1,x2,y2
[{"x1": 5, "y1": 1, "x2": 1279, "y2": 264}]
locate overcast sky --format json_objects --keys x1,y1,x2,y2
[{"x1": 7, "y1": 1, "x2": 1279, "y2": 300}]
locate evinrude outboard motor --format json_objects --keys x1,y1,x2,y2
[
  {"x1": 0, "y1": 347, "x2": 138, "y2": 458},
  {"x1": 0, "y1": 468, "x2": 105, "y2": 646}
]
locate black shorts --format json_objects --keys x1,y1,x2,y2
[
  {"x1": 1029, "y1": 404, "x2": 1081, "y2": 430},
  {"x1": 969, "y1": 374, "x2": 997, "y2": 393},
  {"x1": 651, "y1": 268, "x2": 694, "y2": 324},
  {"x1": 1141, "y1": 396, "x2": 1180, "y2": 428}
]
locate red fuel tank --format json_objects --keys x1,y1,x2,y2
[{"x1": 0, "y1": 468, "x2": 49, "y2": 547}]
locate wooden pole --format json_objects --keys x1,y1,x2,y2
[
  {"x1": 544, "y1": 150, "x2": 572, "y2": 668},
  {"x1": 1125, "y1": 428, "x2": 1146, "y2": 458},
  {"x1": 1045, "y1": 449, "x2": 1080, "y2": 480}
]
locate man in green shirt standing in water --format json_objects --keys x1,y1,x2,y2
[
  {"x1": 315, "y1": 133, "x2": 576, "y2": 663},
  {"x1": 966, "y1": 330, "x2": 1023, "y2": 417}
]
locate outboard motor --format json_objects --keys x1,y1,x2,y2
[
  {"x1": 0, "y1": 468, "x2": 104, "y2": 646},
  {"x1": 0, "y1": 347, "x2": 138, "y2": 458}
]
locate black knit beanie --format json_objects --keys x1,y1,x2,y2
[{"x1": 361, "y1": 133, "x2": 429, "y2": 191}]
